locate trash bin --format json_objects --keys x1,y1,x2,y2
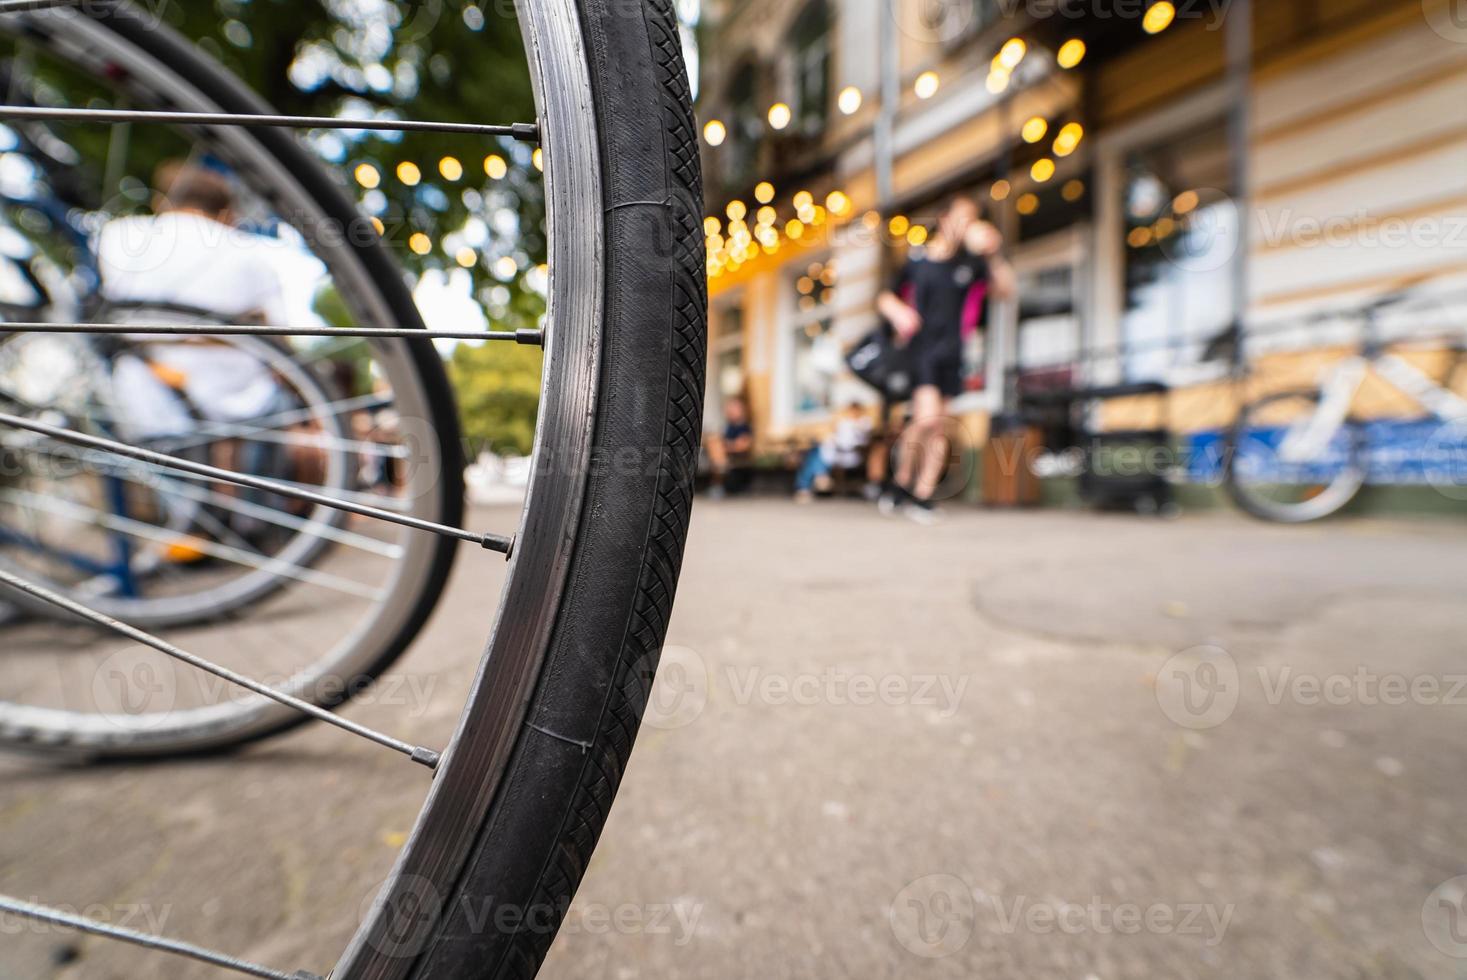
[{"x1": 982, "y1": 415, "x2": 1042, "y2": 508}]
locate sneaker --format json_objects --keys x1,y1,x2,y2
[
  {"x1": 903, "y1": 496, "x2": 941, "y2": 526},
  {"x1": 877, "y1": 484, "x2": 910, "y2": 517}
]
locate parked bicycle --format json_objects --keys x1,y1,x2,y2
[{"x1": 1224, "y1": 289, "x2": 1467, "y2": 523}]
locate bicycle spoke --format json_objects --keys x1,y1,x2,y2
[
  {"x1": 133, "y1": 476, "x2": 405, "y2": 559},
  {"x1": 0, "y1": 895, "x2": 322, "y2": 980},
  {"x1": 0, "y1": 0, "x2": 110, "y2": 12},
  {"x1": 0, "y1": 104, "x2": 539, "y2": 140},
  {"x1": 10, "y1": 438, "x2": 419, "y2": 515},
  {"x1": 0, "y1": 410, "x2": 513, "y2": 553},
  {"x1": 0, "y1": 567, "x2": 442, "y2": 767},
  {"x1": 1, "y1": 321, "x2": 544, "y2": 344},
  {"x1": 0, "y1": 488, "x2": 389, "y2": 601}
]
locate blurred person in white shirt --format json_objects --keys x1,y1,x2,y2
[{"x1": 98, "y1": 162, "x2": 290, "y2": 442}]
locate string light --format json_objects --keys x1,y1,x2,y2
[
  {"x1": 786, "y1": 219, "x2": 805, "y2": 240},
  {"x1": 1021, "y1": 117, "x2": 1049, "y2": 143},
  {"x1": 484, "y1": 154, "x2": 508, "y2": 179},
  {"x1": 1017, "y1": 193, "x2": 1040, "y2": 216},
  {"x1": 408, "y1": 232, "x2": 431, "y2": 255},
  {"x1": 397, "y1": 161, "x2": 421, "y2": 186},
  {"x1": 915, "y1": 71, "x2": 940, "y2": 100},
  {"x1": 1062, "y1": 179, "x2": 1086, "y2": 202},
  {"x1": 455, "y1": 246, "x2": 477, "y2": 267},
  {"x1": 439, "y1": 156, "x2": 463, "y2": 181},
  {"x1": 793, "y1": 190, "x2": 814, "y2": 210},
  {"x1": 1173, "y1": 190, "x2": 1200, "y2": 214},
  {"x1": 1057, "y1": 38, "x2": 1087, "y2": 69},
  {"x1": 704, "y1": 216, "x2": 722, "y2": 236},
  {"x1": 1031, "y1": 158, "x2": 1056, "y2": 182},
  {"x1": 838, "y1": 86, "x2": 863, "y2": 115},
  {"x1": 532, "y1": 148, "x2": 544, "y2": 172},
  {"x1": 907, "y1": 226, "x2": 928, "y2": 247},
  {"x1": 755, "y1": 181, "x2": 776, "y2": 204},
  {"x1": 986, "y1": 68, "x2": 1011, "y2": 95},
  {"x1": 991, "y1": 180, "x2": 1012, "y2": 202},
  {"x1": 727, "y1": 200, "x2": 747, "y2": 221},
  {"x1": 826, "y1": 191, "x2": 852, "y2": 216},
  {"x1": 768, "y1": 103, "x2": 792, "y2": 130},
  {"x1": 1053, "y1": 122, "x2": 1085, "y2": 157},
  {"x1": 1143, "y1": 1, "x2": 1176, "y2": 34},
  {"x1": 998, "y1": 37, "x2": 1027, "y2": 69},
  {"x1": 888, "y1": 215, "x2": 910, "y2": 237},
  {"x1": 703, "y1": 119, "x2": 727, "y2": 146},
  {"x1": 354, "y1": 163, "x2": 381, "y2": 189}
]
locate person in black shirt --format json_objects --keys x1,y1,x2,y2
[{"x1": 876, "y1": 195, "x2": 1014, "y2": 523}]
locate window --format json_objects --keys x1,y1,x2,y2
[
  {"x1": 789, "y1": 258, "x2": 841, "y2": 417},
  {"x1": 708, "y1": 298, "x2": 745, "y2": 430},
  {"x1": 1120, "y1": 119, "x2": 1237, "y2": 382},
  {"x1": 790, "y1": 1, "x2": 831, "y2": 135},
  {"x1": 1016, "y1": 264, "x2": 1081, "y2": 391},
  {"x1": 724, "y1": 60, "x2": 759, "y2": 188}
]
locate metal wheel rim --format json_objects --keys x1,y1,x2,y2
[{"x1": 332, "y1": 0, "x2": 604, "y2": 974}]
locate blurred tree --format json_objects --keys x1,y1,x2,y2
[
  {"x1": 450, "y1": 340, "x2": 542, "y2": 457},
  {"x1": 0, "y1": 0, "x2": 549, "y2": 441}
]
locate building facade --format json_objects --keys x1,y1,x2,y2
[{"x1": 697, "y1": 0, "x2": 1467, "y2": 493}]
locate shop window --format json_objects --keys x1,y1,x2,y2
[
  {"x1": 789, "y1": 258, "x2": 841, "y2": 416},
  {"x1": 1120, "y1": 119, "x2": 1237, "y2": 382},
  {"x1": 725, "y1": 59, "x2": 760, "y2": 188},
  {"x1": 1016, "y1": 264, "x2": 1081, "y2": 392},
  {"x1": 709, "y1": 299, "x2": 746, "y2": 429}
]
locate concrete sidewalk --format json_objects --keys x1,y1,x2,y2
[{"x1": 3, "y1": 502, "x2": 1466, "y2": 979}]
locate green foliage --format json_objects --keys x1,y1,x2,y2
[
  {"x1": 449, "y1": 340, "x2": 542, "y2": 457},
  {"x1": 2, "y1": 0, "x2": 551, "y2": 452}
]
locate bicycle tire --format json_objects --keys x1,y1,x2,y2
[
  {"x1": 333, "y1": 1, "x2": 706, "y2": 977},
  {"x1": 1223, "y1": 388, "x2": 1367, "y2": 523}
]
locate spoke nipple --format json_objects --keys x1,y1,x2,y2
[
  {"x1": 511, "y1": 122, "x2": 540, "y2": 143},
  {"x1": 515, "y1": 328, "x2": 545, "y2": 347},
  {"x1": 480, "y1": 533, "x2": 514, "y2": 556},
  {"x1": 411, "y1": 747, "x2": 440, "y2": 770}
]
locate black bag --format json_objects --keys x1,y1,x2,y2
[{"x1": 846, "y1": 322, "x2": 916, "y2": 400}]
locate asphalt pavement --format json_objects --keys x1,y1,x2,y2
[{"x1": 3, "y1": 500, "x2": 1466, "y2": 979}]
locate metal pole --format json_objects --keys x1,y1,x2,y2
[
  {"x1": 875, "y1": 0, "x2": 898, "y2": 207},
  {"x1": 1226, "y1": 0, "x2": 1252, "y2": 374}
]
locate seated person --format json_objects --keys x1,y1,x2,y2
[
  {"x1": 706, "y1": 396, "x2": 754, "y2": 498},
  {"x1": 794, "y1": 402, "x2": 873, "y2": 503}
]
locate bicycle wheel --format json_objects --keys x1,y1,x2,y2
[
  {"x1": 0, "y1": 1, "x2": 705, "y2": 978},
  {"x1": 1224, "y1": 388, "x2": 1367, "y2": 523},
  {"x1": 0, "y1": 326, "x2": 354, "y2": 627},
  {"x1": 0, "y1": 6, "x2": 465, "y2": 756}
]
